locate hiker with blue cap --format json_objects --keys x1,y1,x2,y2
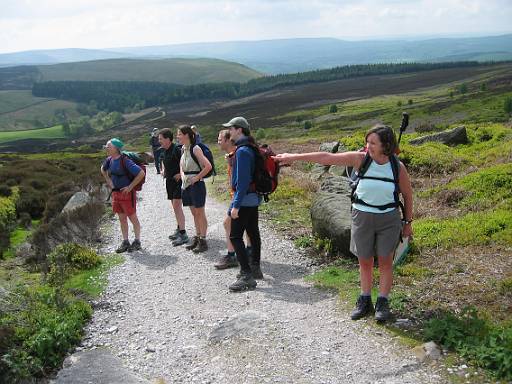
[{"x1": 101, "y1": 138, "x2": 145, "y2": 253}]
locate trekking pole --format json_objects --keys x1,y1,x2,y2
[{"x1": 397, "y1": 112, "x2": 409, "y2": 145}]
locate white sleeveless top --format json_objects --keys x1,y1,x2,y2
[{"x1": 352, "y1": 160, "x2": 396, "y2": 214}]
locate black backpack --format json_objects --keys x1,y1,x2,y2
[
  {"x1": 349, "y1": 152, "x2": 404, "y2": 216},
  {"x1": 188, "y1": 143, "x2": 216, "y2": 178}
]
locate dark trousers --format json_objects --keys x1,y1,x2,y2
[
  {"x1": 153, "y1": 149, "x2": 163, "y2": 173},
  {"x1": 230, "y1": 206, "x2": 261, "y2": 275}
]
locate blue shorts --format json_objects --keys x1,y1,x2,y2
[{"x1": 182, "y1": 181, "x2": 206, "y2": 208}]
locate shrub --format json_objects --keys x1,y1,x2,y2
[
  {"x1": 47, "y1": 243, "x2": 101, "y2": 286},
  {"x1": 0, "y1": 186, "x2": 12, "y2": 197},
  {"x1": 504, "y1": 97, "x2": 512, "y2": 115},
  {"x1": 18, "y1": 212, "x2": 32, "y2": 229},
  {"x1": 408, "y1": 99, "x2": 413, "y2": 105},
  {"x1": 0, "y1": 285, "x2": 92, "y2": 381},
  {"x1": 304, "y1": 120, "x2": 313, "y2": 130},
  {"x1": 424, "y1": 307, "x2": 512, "y2": 380},
  {"x1": 397, "y1": 100, "x2": 402, "y2": 107},
  {"x1": 329, "y1": 104, "x2": 338, "y2": 113},
  {"x1": 255, "y1": 128, "x2": 266, "y2": 141}
]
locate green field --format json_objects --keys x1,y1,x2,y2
[
  {"x1": 0, "y1": 90, "x2": 80, "y2": 131},
  {"x1": 0, "y1": 124, "x2": 65, "y2": 143},
  {"x1": 38, "y1": 58, "x2": 262, "y2": 85}
]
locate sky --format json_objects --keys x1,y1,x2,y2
[{"x1": 0, "y1": 0, "x2": 511, "y2": 54}]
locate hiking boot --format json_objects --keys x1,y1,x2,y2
[
  {"x1": 185, "y1": 236, "x2": 199, "y2": 250},
  {"x1": 350, "y1": 295, "x2": 374, "y2": 320},
  {"x1": 168, "y1": 229, "x2": 180, "y2": 240},
  {"x1": 193, "y1": 238, "x2": 208, "y2": 253},
  {"x1": 375, "y1": 297, "x2": 391, "y2": 322},
  {"x1": 214, "y1": 254, "x2": 239, "y2": 270},
  {"x1": 229, "y1": 273, "x2": 257, "y2": 292},
  {"x1": 236, "y1": 263, "x2": 263, "y2": 279},
  {"x1": 129, "y1": 239, "x2": 142, "y2": 252},
  {"x1": 115, "y1": 240, "x2": 131, "y2": 253},
  {"x1": 172, "y1": 232, "x2": 189, "y2": 246}
]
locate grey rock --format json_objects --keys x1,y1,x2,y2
[
  {"x1": 311, "y1": 176, "x2": 353, "y2": 255},
  {"x1": 62, "y1": 191, "x2": 91, "y2": 213},
  {"x1": 409, "y1": 126, "x2": 468, "y2": 146},
  {"x1": 311, "y1": 141, "x2": 340, "y2": 178},
  {"x1": 208, "y1": 310, "x2": 268, "y2": 343},
  {"x1": 52, "y1": 349, "x2": 150, "y2": 383},
  {"x1": 15, "y1": 241, "x2": 35, "y2": 262},
  {"x1": 412, "y1": 341, "x2": 442, "y2": 363}
]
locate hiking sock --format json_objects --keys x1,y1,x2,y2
[
  {"x1": 377, "y1": 294, "x2": 388, "y2": 300},
  {"x1": 227, "y1": 251, "x2": 236, "y2": 258},
  {"x1": 361, "y1": 293, "x2": 371, "y2": 298},
  {"x1": 179, "y1": 229, "x2": 186, "y2": 235}
]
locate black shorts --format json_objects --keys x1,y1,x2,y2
[{"x1": 166, "y1": 178, "x2": 182, "y2": 200}]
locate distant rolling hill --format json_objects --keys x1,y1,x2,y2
[
  {"x1": 1, "y1": 34, "x2": 511, "y2": 74},
  {"x1": 0, "y1": 58, "x2": 263, "y2": 90}
]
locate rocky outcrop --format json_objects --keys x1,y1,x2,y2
[
  {"x1": 409, "y1": 126, "x2": 468, "y2": 146},
  {"x1": 311, "y1": 176, "x2": 353, "y2": 256},
  {"x1": 310, "y1": 141, "x2": 341, "y2": 179}
]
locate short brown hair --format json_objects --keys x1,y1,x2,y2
[
  {"x1": 159, "y1": 128, "x2": 173, "y2": 141},
  {"x1": 219, "y1": 129, "x2": 231, "y2": 141},
  {"x1": 365, "y1": 124, "x2": 397, "y2": 156}
]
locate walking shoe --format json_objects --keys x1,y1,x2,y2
[
  {"x1": 229, "y1": 273, "x2": 257, "y2": 292},
  {"x1": 214, "y1": 254, "x2": 239, "y2": 270},
  {"x1": 375, "y1": 297, "x2": 391, "y2": 322},
  {"x1": 129, "y1": 239, "x2": 142, "y2": 252},
  {"x1": 350, "y1": 295, "x2": 374, "y2": 320},
  {"x1": 185, "y1": 236, "x2": 199, "y2": 250},
  {"x1": 115, "y1": 240, "x2": 131, "y2": 253},
  {"x1": 193, "y1": 238, "x2": 208, "y2": 253},
  {"x1": 168, "y1": 229, "x2": 180, "y2": 240},
  {"x1": 172, "y1": 232, "x2": 189, "y2": 246},
  {"x1": 236, "y1": 263, "x2": 264, "y2": 279}
]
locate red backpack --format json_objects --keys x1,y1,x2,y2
[{"x1": 237, "y1": 143, "x2": 280, "y2": 202}]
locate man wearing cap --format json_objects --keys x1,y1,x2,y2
[
  {"x1": 101, "y1": 138, "x2": 145, "y2": 253},
  {"x1": 222, "y1": 117, "x2": 263, "y2": 292},
  {"x1": 149, "y1": 127, "x2": 163, "y2": 174}
]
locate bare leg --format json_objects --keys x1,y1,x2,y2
[
  {"x1": 128, "y1": 213, "x2": 141, "y2": 240},
  {"x1": 118, "y1": 213, "x2": 129, "y2": 240},
  {"x1": 358, "y1": 257, "x2": 374, "y2": 295},
  {"x1": 377, "y1": 253, "x2": 394, "y2": 297},
  {"x1": 172, "y1": 199, "x2": 185, "y2": 230},
  {"x1": 195, "y1": 207, "x2": 208, "y2": 237},
  {"x1": 224, "y1": 215, "x2": 235, "y2": 252}
]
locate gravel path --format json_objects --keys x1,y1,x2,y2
[{"x1": 56, "y1": 170, "x2": 446, "y2": 384}]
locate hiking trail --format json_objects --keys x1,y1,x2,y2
[{"x1": 53, "y1": 171, "x2": 445, "y2": 384}]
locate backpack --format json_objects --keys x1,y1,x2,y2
[
  {"x1": 119, "y1": 151, "x2": 147, "y2": 191},
  {"x1": 189, "y1": 142, "x2": 216, "y2": 178},
  {"x1": 349, "y1": 151, "x2": 404, "y2": 216},
  {"x1": 237, "y1": 143, "x2": 280, "y2": 202}
]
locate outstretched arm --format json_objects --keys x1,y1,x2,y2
[{"x1": 273, "y1": 151, "x2": 364, "y2": 168}]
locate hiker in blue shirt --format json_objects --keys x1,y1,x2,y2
[
  {"x1": 101, "y1": 138, "x2": 145, "y2": 253},
  {"x1": 222, "y1": 116, "x2": 263, "y2": 292}
]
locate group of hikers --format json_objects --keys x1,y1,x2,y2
[{"x1": 100, "y1": 116, "x2": 414, "y2": 321}]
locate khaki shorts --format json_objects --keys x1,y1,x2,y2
[{"x1": 350, "y1": 208, "x2": 402, "y2": 259}]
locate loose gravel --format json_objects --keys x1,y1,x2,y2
[{"x1": 56, "y1": 170, "x2": 446, "y2": 384}]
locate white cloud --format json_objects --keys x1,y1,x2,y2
[{"x1": 0, "y1": 0, "x2": 510, "y2": 53}]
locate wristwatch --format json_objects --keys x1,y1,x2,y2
[{"x1": 403, "y1": 219, "x2": 413, "y2": 225}]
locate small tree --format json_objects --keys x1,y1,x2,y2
[
  {"x1": 304, "y1": 120, "x2": 313, "y2": 130},
  {"x1": 504, "y1": 97, "x2": 512, "y2": 115},
  {"x1": 449, "y1": 91, "x2": 454, "y2": 98},
  {"x1": 458, "y1": 83, "x2": 468, "y2": 94},
  {"x1": 408, "y1": 99, "x2": 413, "y2": 105},
  {"x1": 480, "y1": 83, "x2": 487, "y2": 92},
  {"x1": 397, "y1": 101, "x2": 403, "y2": 107},
  {"x1": 329, "y1": 104, "x2": 338, "y2": 113}
]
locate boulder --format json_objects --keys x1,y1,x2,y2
[
  {"x1": 62, "y1": 192, "x2": 91, "y2": 213},
  {"x1": 311, "y1": 176, "x2": 353, "y2": 255},
  {"x1": 310, "y1": 141, "x2": 340, "y2": 179},
  {"x1": 15, "y1": 241, "x2": 36, "y2": 263},
  {"x1": 409, "y1": 126, "x2": 468, "y2": 146},
  {"x1": 412, "y1": 341, "x2": 442, "y2": 363}
]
